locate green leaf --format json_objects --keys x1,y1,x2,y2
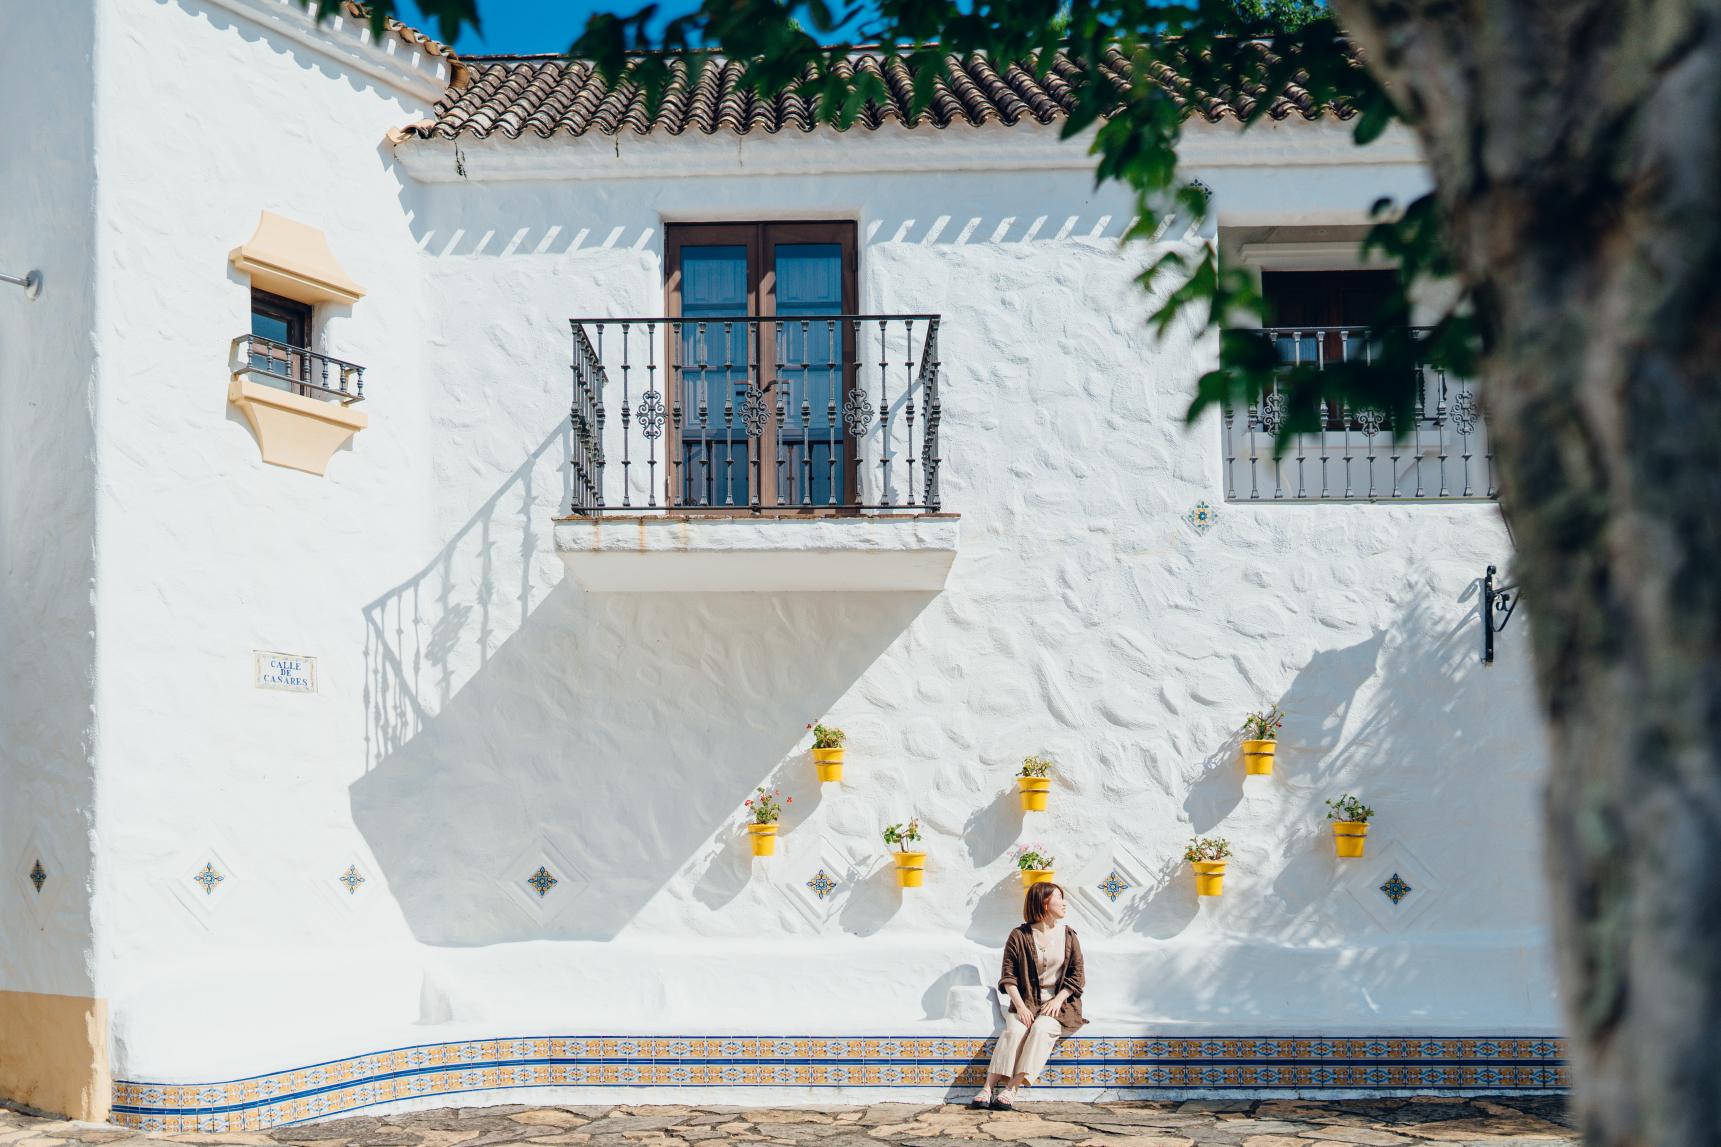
[{"x1": 545, "y1": 0, "x2": 1443, "y2": 435}]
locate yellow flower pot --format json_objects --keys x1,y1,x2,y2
[
  {"x1": 1241, "y1": 739, "x2": 1277, "y2": 775},
  {"x1": 1017, "y1": 775, "x2": 1050, "y2": 812},
  {"x1": 746, "y1": 822, "x2": 778, "y2": 857},
  {"x1": 892, "y1": 850, "x2": 926, "y2": 888},
  {"x1": 1192, "y1": 859, "x2": 1227, "y2": 896},
  {"x1": 813, "y1": 746, "x2": 845, "y2": 782},
  {"x1": 1020, "y1": 869, "x2": 1055, "y2": 888},
  {"x1": 1332, "y1": 821, "x2": 1369, "y2": 858}
]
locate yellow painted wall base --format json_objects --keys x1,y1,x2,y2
[
  {"x1": 0, "y1": 990, "x2": 110, "y2": 1122},
  {"x1": 229, "y1": 377, "x2": 369, "y2": 476}
]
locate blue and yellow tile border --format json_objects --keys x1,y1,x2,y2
[{"x1": 112, "y1": 1035, "x2": 1567, "y2": 1133}]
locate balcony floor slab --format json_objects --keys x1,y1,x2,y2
[{"x1": 553, "y1": 514, "x2": 959, "y2": 593}]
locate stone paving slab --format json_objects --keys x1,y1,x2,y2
[{"x1": 0, "y1": 1099, "x2": 1577, "y2": 1147}]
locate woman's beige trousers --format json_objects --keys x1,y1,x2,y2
[{"x1": 986, "y1": 1013, "x2": 1062, "y2": 1084}]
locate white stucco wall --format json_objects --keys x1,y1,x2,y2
[
  {"x1": 0, "y1": 0, "x2": 102, "y2": 1005},
  {"x1": 69, "y1": 0, "x2": 1555, "y2": 1108}
]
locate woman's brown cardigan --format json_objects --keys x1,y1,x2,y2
[{"x1": 997, "y1": 923, "x2": 1088, "y2": 1035}]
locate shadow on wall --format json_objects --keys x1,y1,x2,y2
[
  {"x1": 1181, "y1": 632, "x2": 1388, "y2": 834},
  {"x1": 355, "y1": 427, "x2": 935, "y2": 945},
  {"x1": 1109, "y1": 571, "x2": 1537, "y2": 953},
  {"x1": 391, "y1": 162, "x2": 1141, "y2": 262},
  {"x1": 962, "y1": 786, "x2": 1023, "y2": 868},
  {"x1": 362, "y1": 426, "x2": 571, "y2": 764},
  {"x1": 965, "y1": 872, "x2": 1028, "y2": 945},
  {"x1": 166, "y1": 0, "x2": 421, "y2": 101}
]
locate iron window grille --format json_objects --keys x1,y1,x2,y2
[{"x1": 1220, "y1": 325, "x2": 1494, "y2": 502}]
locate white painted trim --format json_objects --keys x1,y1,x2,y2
[
  {"x1": 1237, "y1": 241, "x2": 1392, "y2": 271},
  {"x1": 391, "y1": 119, "x2": 1424, "y2": 184},
  {"x1": 554, "y1": 516, "x2": 960, "y2": 592},
  {"x1": 198, "y1": 0, "x2": 451, "y2": 104}
]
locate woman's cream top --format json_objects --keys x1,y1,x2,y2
[{"x1": 1031, "y1": 922, "x2": 1067, "y2": 991}]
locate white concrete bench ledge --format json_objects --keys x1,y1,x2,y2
[{"x1": 554, "y1": 514, "x2": 961, "y2": 592}]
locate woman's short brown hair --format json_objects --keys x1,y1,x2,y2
[{"x1": 1023, "y1": 881, "x2": 1064, "y2": 925}]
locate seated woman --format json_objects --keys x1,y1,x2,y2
[{"x1": 971, "y1": 881, "x2": 1086, "y2": 1110}]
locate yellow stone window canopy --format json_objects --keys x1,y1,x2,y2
[{"x1": 228, "y1": 211, "x2": 366, "y2": 306}]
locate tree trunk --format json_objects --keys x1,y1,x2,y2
[{"x1": 1328, "y1": 2, "x2": 1721, "y2": 1143}]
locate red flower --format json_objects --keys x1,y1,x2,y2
[
  {"x1": 786, "y1": 797, "x2": 794, "y2": 804},
  {"x1": 744, "y1": 800, "x2": 753, "y2": 806}
]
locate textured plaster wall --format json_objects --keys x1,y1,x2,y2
[
  {"x1": 0, "y1": 0, "x2": 102, "y2": 1013},
  {"x1": 89, "y1": 0, "x2": 439, "y2": 1077},
  {"x1": 0, "y1": 0, "x2": 106, "y2": 1117},
  {"x1": 85, "y1": 0, "x2": 1555, "y2": 1096}
]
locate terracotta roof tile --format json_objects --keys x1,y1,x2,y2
[
  {"x1": 408, "y1": 44, "x2": 1353, "y2": 141},
  {"x1": 340, "y1": 1, "x2": 458, "y2": 59}
]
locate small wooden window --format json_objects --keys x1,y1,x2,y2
[
  {"x1": 249, "y1": 289, "x2": 313, "y2": 390},
  {"x1": 1262, "y1": 269, "x2": 1395, "y2": 330},
  {"x1": 1263, "y1": 270, "x2": 1397, "y2": 428}
]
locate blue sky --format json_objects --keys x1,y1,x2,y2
[
  {"x1": 391, "y1": 0, "x2": 661, "y2": 55},
  {"x1": 392, "y1": 0, "x2": 873, "y2": 56}
]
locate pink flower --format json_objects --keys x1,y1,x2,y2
[
  {"x1": 786, "y1": 797, "x2": 794, "y2": 804},
  {"x1": 744, "y1": 800, "x2": 753, "y2": 807}
]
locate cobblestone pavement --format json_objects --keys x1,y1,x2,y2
[{"x1": 0, "y1": 1098, "x2": 1578, "y2": 1147}]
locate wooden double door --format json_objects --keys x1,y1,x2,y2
[{"x1": 665, "y1": 222, "x2": 859, "y2": 509}]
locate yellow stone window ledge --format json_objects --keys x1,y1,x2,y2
[
  {"x1": 229, "y1": 211, "x2": 366, "y2": 306},
  {"x1": 229, "y1": 377, "x2": 369, "y2": 475}
]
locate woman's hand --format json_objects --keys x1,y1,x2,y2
[
  {"x1": 1037, "y1": 990, "x2": 1068, "y2": 1018},
  {"x1": 1014, "y1": 1001, "x2": 1036, "y2": 1028}
]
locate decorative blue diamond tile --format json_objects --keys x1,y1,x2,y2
[
  {"x1": 498, "y1": 838, "x2": 590, "y2": 926},
  {"x1": 777, "y1": 836, "x2": 859, "y2": 930},
  {"x1": 193, "y1": 862, "x2": 225, "y2": 896},
  {"x1": 1183, "y1": 500, "x2": 1218, "y2": 535},
  {"x1": 1073, "y1": 846, "x2": 1151, "y2": 936},
  {"x1": 338, "y1": 865, "x2": 366, "y2": 895},
  {"x1": 1343, "y1": 842, "x2": 1439, "y2": 931},
  {"x1": 28, "y1": 858, "x2": 46, "y2": 894},
  {"x1": 526, "y1": 865, "x2": 559, "y2": 898}
]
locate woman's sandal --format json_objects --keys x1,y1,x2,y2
[
  {"x1": 967, "y1": 1087, "x2": 993, "y2": 1110},
  {"x1": 990, "y1": 1086, "x2": 1017, "y2": 1111}
]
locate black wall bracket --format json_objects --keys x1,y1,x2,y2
[{"x1": 1483, "y1": 564, "x2": 1520, "y2": 664}]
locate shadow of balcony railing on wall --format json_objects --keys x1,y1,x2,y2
[
  {"x1": 569, "y1": 315, "x2": 942, "y2": 514},
  {"x1": 1221, "y1": 326, "x2": 1495, "y2": 503}
]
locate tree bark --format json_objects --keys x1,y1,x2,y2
[{"x1": 1329, "y1": 2, "x2": 1721, "y2": 1143}]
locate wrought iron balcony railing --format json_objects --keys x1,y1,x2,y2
[
  {"x1": 569, "y1": 315, "x2": 942, "y2": 514},
  {"x1": 234, "y1": 335, "x2": 366, "y2": 404},
  {"x1": 1221, "y1": 326, "x2": 1494, "y2": 502}
]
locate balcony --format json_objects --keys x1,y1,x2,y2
[
  {"x1": 1221, "y1": 326, "x2": 1495, "y2": 503},
  {"x1": 228, "y1": 335, "x2": 368, "y2": 476},
  {"x1": 236, "y1": 334, "x2": 367, "y2": 403},
  {"x1": 554, "y1": 315, "x2": 958, "y2": 592}
]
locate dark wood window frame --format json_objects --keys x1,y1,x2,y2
[
  {"x1": 251, "y1": 288, "x2": 312, "y2": 347},
  {"x1": 1262, "y1": 269, "x2": 1397, "y2": 429},
  {"x1": 249, "y1": 288, "x2": 315, "y2": 394},
  {"x1": 664, "y1": 221, "x2": 859, "y2": 513}
]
